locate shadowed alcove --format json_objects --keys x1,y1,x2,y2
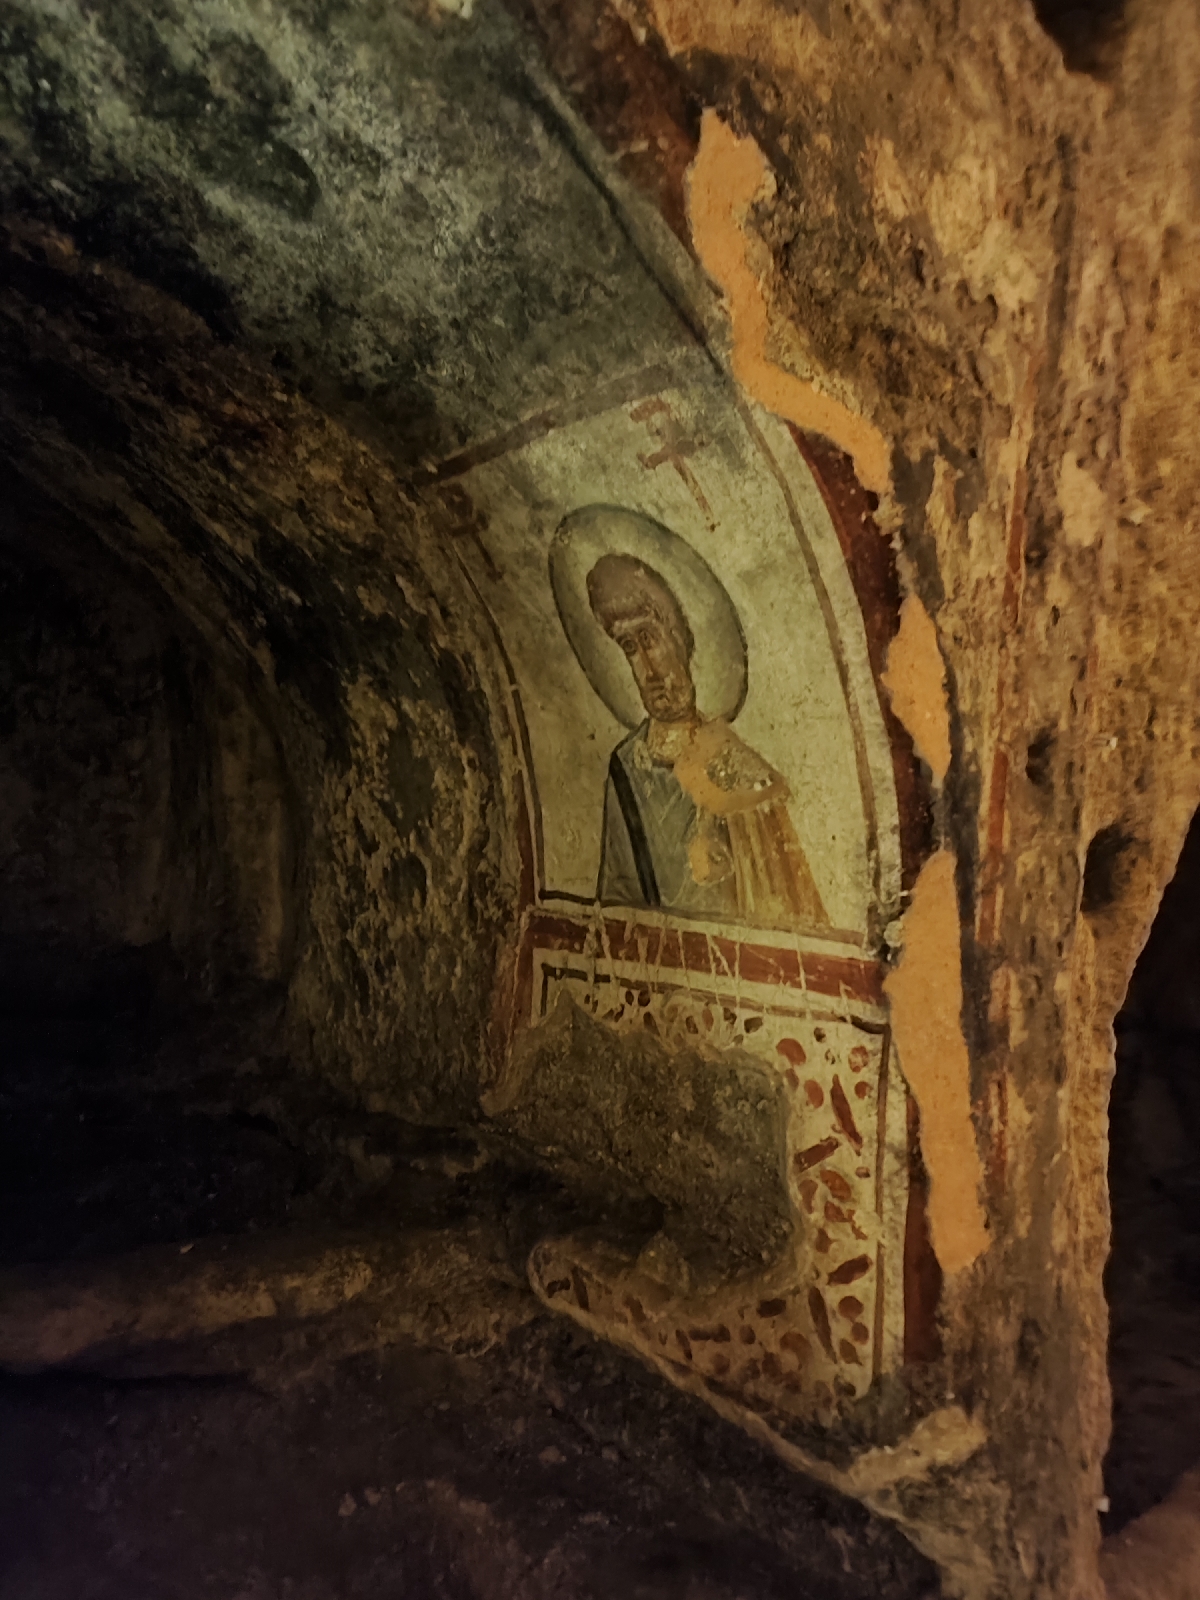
[
  {"x1": 1105, "y1": 807, "x2": 1200, "y2": 1530},
  {"x1": 0, "y1": 470, "x2": 304, "y2": 1265}
]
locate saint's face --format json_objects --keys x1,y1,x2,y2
[{"x1": 610, "y1": 610, "x2": 696, "y2": 722}]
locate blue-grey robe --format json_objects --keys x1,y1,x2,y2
[{"x1": 597, "y1": 721, "x2": 732, "y2": 917}]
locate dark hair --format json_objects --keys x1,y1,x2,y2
[{"x1": 586, "y1": 553, "x2": 694, "y2": 660}]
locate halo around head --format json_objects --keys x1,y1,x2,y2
[{"x1": 549, "y1": 505, "x2": 747, "y2": 730}]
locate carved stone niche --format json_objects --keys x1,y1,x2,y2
[{"x1": 426, "y1": 213, "x2": 943, "y2": 1475}]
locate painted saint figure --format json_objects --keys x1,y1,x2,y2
[{"x1": 587, "y1": 553, "x2": 827, "y2": 930}]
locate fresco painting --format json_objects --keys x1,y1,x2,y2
[
  {"x1": 551, "y1": 507, "x2": 828, "y2": 931},
  {"x1": 524, "y1": 934, "x2": 907, "y2": 1416},
  {"x1": 446, "y1": 378, "x2": 913, "y2": 1421}
]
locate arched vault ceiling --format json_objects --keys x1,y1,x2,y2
[{"x1": 0, "y1": 0, "x2": 703, "y2": 470}]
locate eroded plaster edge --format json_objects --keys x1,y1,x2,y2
[
  {"x1": 685, "y1": 111, "x2": 892, "y2": 496},
  {"x1": 884, "y1": 850, "x2": 989, "y2": 1275}
]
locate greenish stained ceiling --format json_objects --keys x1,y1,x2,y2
[{"x1": 0, "y1": 0, "x2": 701, "y2": 467}]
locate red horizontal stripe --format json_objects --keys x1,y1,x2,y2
[{"x1": 526, "y1": 912, "x2": 882, "y2": 1004}]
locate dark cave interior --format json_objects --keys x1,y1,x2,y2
[
  {"x1": 0, "y1": 476, "x2": 940, "y2": 1600},
  {"x1": 1105, "y1": 807, "x2": 1200, "y2": 1535}
]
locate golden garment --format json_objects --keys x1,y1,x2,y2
[{"x1": 672, "y1": 720, "x2": 827, "y2": 931}]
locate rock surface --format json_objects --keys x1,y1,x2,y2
[{"x1": 3, "y1": 0, "x2": 1200, "y2": 1594}]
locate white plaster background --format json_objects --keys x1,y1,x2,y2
[{"x1": 460, "y1": 385, "x2": 892, "y2": 936}]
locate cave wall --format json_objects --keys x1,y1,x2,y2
[
  {"x1": 492, "y1": 2, "x2": 1200, "y2": 1594},
  {"x1": 4, "y1": 0, "x2": 1200, "y2": 1596},
  {"x1": 0, "y1": 221, "x2": 519, "y2": 1120},
  {"x1": 0, "y1": 480, "x2": 294, "y2": 986},
  {"x1": 0, "y1": 499, "x2": 177, "y2": 958},
  {"x1": 0, "y1": 0, "x2": 700, "y2": 1119}
]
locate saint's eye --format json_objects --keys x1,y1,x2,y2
[
  {"x1": 620, "y1": 637, "x2": 637, "y2": 656},
  {"x1": 638, "y1": 628, "x2": 655, "y2": 649}
]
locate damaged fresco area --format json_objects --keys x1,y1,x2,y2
[
  {"x1": 0, "y1": 0, "x2": 983, "y2": 1574},
  {"x1": 439, "y1": 345, "x2": 931, "y2": 1435}
]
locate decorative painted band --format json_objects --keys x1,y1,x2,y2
[{"x1": 525, "y1": 910, "x2": 885, "y2": 1006}]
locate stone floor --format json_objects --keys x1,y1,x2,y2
[
  {"x1": 0, "y1": 945, "x2": 939, "y2": 1600},
  {"x1": 0, "y1": 1320, "x2": 943, "y2": 1600}
]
